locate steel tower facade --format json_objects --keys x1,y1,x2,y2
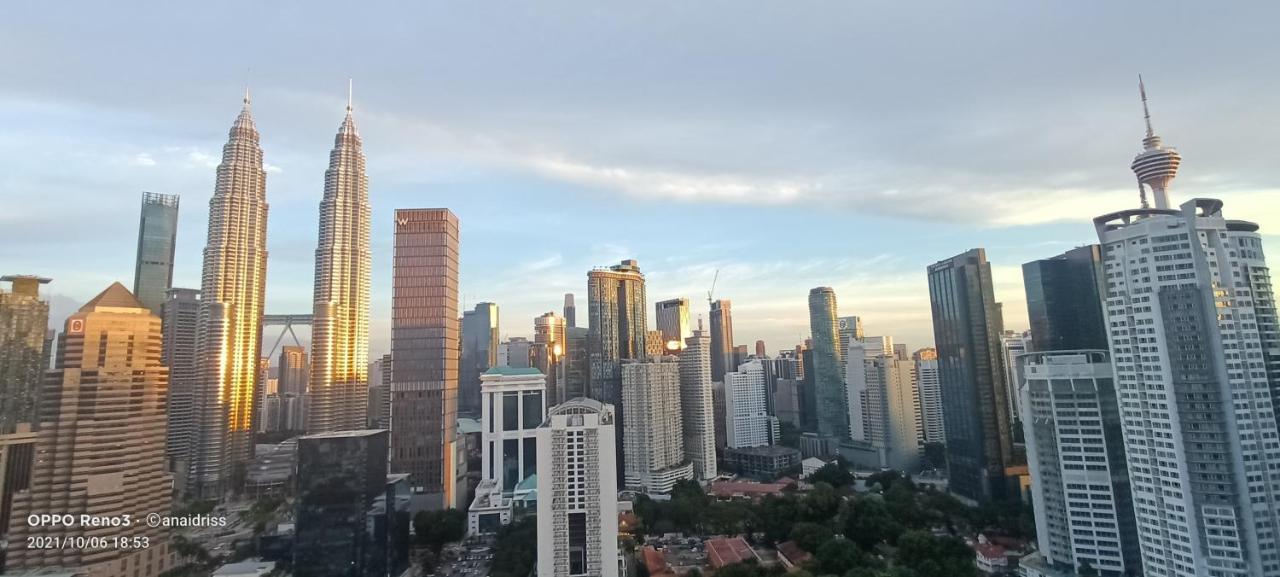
[{"x1": 309, "y1": 89, "x2": 372, "y2": 433}]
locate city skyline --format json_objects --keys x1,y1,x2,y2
[{"x1": 6, "y1": 3, "x2": 1279, "y2": 357}]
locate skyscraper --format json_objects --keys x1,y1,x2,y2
[
  {"x1": 679, "y1": 326, "x2": 717, "y2": 481},
  {"x1": 846, "y1": 339, "x2": 921, "y2": 471},
  {"x1": 724, "y1": 360, "x2": 778, "y2": 449},
  {"x1": 537, "y1": 398, "x2": 619, "y2": 577},
  {"x1": 309, "y1": 90, "x2": 372, "y2": 433},
  {"x1": 278, "y1": 345, "x2": 309, "y2": 396},
  {"x1": 755, "y1": 340, "x2": 766, "y2": 359},
  {"x1": 563, "y1": 326, "x2": 590, "y2": 401},
  {"x1": 927, "y1": 249, "x2": 1014, "y2": 503},
  {"x1": 709, "y1": 299, "x2": 734, "y2": 383},
  {"x1": 161, "y1": 287, "x2": 199, "y2": 489},
  {"x1": 294, "y1": 430, "x2": 394, "y2": 577},
  {"x1": 834, "y1": 318, "x2": 865, "y2": 376},
  {"x1": 1018, "y1": 258, "x2": 1140, "y2": 577},
  {"x1": 366, "y1": 353, "x2": 392, "y2": 430},
  {"x1": 0, "y1": 275, "x2": 49, "y2": 556},
  {"x1": 0, "y1": 275, "x2": 49, "y2": 434},
  {"x1": 1021, "y1": 352, "x2": 1140, "y2": 577},
  {"x1": 460, "y1": 302, "x2": 499, "y2": 417},
  {"x1": 587, "y1": 259, "x2": 647, "y2": 477},
  {"x1": 1091, "y1": 85, "x2": 1280, "y2": 576},
  {"x1": 912, "y1": 353, "x2": 945, "y2": 445},
  {"x1": 655, "y1": 298, "x2": 691, "y2": 350},
  {"x1": 191, "y1": 92, "x2": 269, "y2": 499},
  {"x1": 534, "y1": 311, "x2": 568, "y2": 405},
  {"x1": 6, "y1": 283, "x2": 173, "y2": 576},
  {"x1": 621, "y1": 358, "x2": 692, "y2": 494},
  {"x1": 1000, "y1": 330, "x2": 1031, "y2": 435},
  {"x1": 1022, "y1": 245, "x2": 1109, "y2": 352},
  {"x1": 808, "y1": 287, "x2": 848, "y2": 441},
  {"x1": 391, "y1": 208, "x2": 460, "y2": 509},
  {"x1": 587, "y1": 259, "x2": 648, "y2": 404},
  {"x1": 132, "y1": 192, "x2": 179, "y2": 315},
  {"x1": 564, "y1": 293, "x2": 576, "y2": 328}
]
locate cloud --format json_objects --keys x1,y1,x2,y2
[{"x1": 131, "y1": 152, "x2": 156, "y2": 167}]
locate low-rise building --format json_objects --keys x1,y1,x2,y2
[
  {"x1": 723, "y1": 445, "x2": 801, "y2": 481},
  {"x1": 706, "y1": 537, "x2": 760, "y2": 569}
]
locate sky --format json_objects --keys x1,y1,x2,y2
[{"x1": 2, "y1": 2, "x2": 1278, "y2": 359}]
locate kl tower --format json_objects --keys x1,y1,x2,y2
[{"x1": 1130, "y1": 76, "x2": 1182, "y2": 209}]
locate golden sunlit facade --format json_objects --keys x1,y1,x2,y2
[
  {"x1": 6, "y1": 283, "x2": 173, "y2": 577},
  {"x1": 309, "y1": 93, "x2": 372, "y2": 432},
  {"x1": 190, "y1": 93, "x2": 269, "y2": 499}
]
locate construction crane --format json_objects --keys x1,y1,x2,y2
[{"x1": 707, "y1": 268, "x2": 719, "y2": 307}]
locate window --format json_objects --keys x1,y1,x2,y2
[
  {"x1": 523, "y1": 390, "x2": 544, "y2": 429},
  {"x1": 569, "y1": 512, "x2": 587, "y2": 575},
  {"x1": 503, "y1": 439, "x2": 519, "y2": 492},
  {"x1": 503, "y1": 392, "x2": 519, "y2": 431}
]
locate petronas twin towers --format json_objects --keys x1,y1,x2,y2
[{"x1": 190, "y1": 87, "x2": 370, "y2": 498}]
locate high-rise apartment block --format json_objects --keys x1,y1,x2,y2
[
  {"x1": 1097, "y1": 201, "x2": 1280, "y2": 575},
  {"x1": 1087, "y1": 85, "x2": 1280, "y2": 576},
  {"x1": 133, "y1": 192, "x2": 179, "y2": 315},
  {"x1": 927, "y1": 248, "x2": 1015, "y2": 503},
  {"x1": 190, "y1": 94, "x2": 270, "y2": 499},
  {"x1": 679, "y1": 327, "x2": 717, "y2": 481},
  {"x1": 621, "y1": 358, "x2": 693, "y2": 494},
  {"x1": 390, "y1": 208, "x2": 460, "y2": 508},
  {"x1": 846, "y1": 338, "x2": 922, "y2": 470},
  {"x1": 724, "y1": 359, "x2": 778, "y2": 449},
  {"x1": 912, "y1": 355, "x2": 945, "y2": 444},
  {"x1": 6, "y1": 284, "x2": 173, "y2": 576},
  {"x1": 537, "y1": 398, "x2": 619, "y2": 577},
  {"x1": 1021, "y1": 351, "x2": 1139, "y2": 577}
]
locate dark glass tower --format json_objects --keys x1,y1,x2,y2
[
  {"x1": 927, "y1": 248, "x2": 1014, "y2": 503},
  {"x1": 807, "y1": 287, "x2": 848, "y2": 441},
  {"x1": 295, "y1": 430, "x2": 392, "y2": 577},
  {"x1": 709, "y1": 300, "x2": 734, "y2": 382},
  {"x1": 133, "y1": 192, "x2": 179, "y2": 315},
  {"x1": 1022, "y1": 245, "x2": 1109, "y2": 351},
  {"x1": 390, "y1": 209, "x2": 460, "y2": 509},
  {"x1": 460, "y1": 302, "x2": 499, "y2": 417}
]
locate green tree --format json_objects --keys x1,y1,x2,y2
[
  {"x1": 894, "y1": 530, "x2": 975, "y2": 577},
  {"x1": 789, "y1": 522, "x2": 834, "y2": 553},
  {"x1": 490, "y1": 517, "x2": 538, "y2": 577},
  {"x1": 814, "y1": 537, "x2": 871, "y2": 575},
  {"x1": 757, "y1": 494, "x2": 800, "y2": 544},
  {"x1": 843, "y1": 496, "x2": 903, "y2": 549},
  {"x1": 864, "y1": 470, "x2": 906, "y2": 492},
  {"x1": 806, "y1": 462, "x2": 855, "y2": 489},
  {"x1": 799, "y1": 482, "x2": 841, "y2": 522},
  {"x1": 1078, "y1": 561, "x2": 1099, "y2": 577},
  {"x1": 413, "y1": 509, "x2": 467, "y2": 553}
]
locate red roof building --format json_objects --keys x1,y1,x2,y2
[
  {"x1": 641, "y1": 546, "x2": 677, "y2": 577},
  {"x1": 706, "y1": 537, "x2": 760, "y2": 569},
  {"x1": 775, "y1": 541, "x2": 812, "y2": 571}
]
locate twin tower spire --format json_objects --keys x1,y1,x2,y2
[{"x1": 190, "y1": 83, "x2": 371, "y2": 498}]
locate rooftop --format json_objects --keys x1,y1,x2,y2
[
  {"x1": 483, "y1": 366, "x2": 545, "y2": 376},
  {"x1": 299, "y1": 429, "x2": 388, "y2": 440},
  {"x1": 706, "y1": 537, "x2": 759, "y2": 568}
]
